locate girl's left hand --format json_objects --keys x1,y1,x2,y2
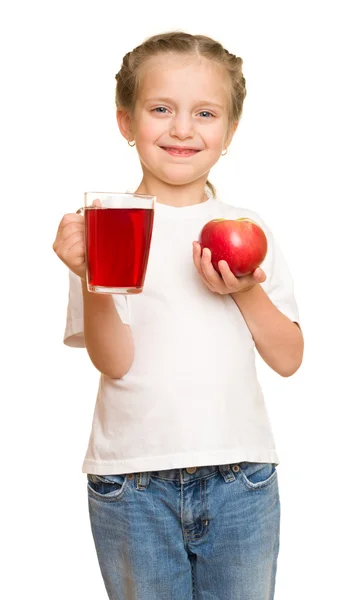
[{"x1": 192, "y1": 241, "x2": 267, "y2": 295}]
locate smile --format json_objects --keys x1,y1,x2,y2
[{"x1": 160, "y1": 147, "x2": 201, "y2": 157}]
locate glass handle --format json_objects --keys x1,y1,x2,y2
[{"x1": 77, "y1": 199, "x2": 101, "y2": 214}]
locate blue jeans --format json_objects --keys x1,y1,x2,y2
[{"x1": 87, "y1": 462, "x2": 280, "y2": 600}]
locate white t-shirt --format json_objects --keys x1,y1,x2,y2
[{"x1": 64, "y1": 194, "x2": 300, "y2": 475}]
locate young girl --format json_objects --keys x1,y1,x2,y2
[{"x1": 53, "y1": 31, "x2": 303, "y2": 600}]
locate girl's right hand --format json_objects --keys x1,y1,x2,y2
[{"x1": 53, "y1": 212, "x2": 86, "y2": 280}]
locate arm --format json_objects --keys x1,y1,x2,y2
[
  {"x1": 81, "y1": 281, "x2": 134, "y2": 379},
  {"x1": 231, "y1": 284, "x2": 303, "y2": 377},
  {"x1": 53, "y1": 211, "x2": 134, "y2": 378},
  {"x1": 192, "y1": 242, "x2": 303, "y2": 378}
]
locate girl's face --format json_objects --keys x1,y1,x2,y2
[{"x1": 118, "y1": 54, "x2": 237, "y2": 188}]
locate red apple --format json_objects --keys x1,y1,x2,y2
[{"x1": 198, "y1": 218, "x2": 268, "y2": 277}]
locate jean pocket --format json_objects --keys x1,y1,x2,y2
[
  {"x1": 87, "y1": 473, "x2": 128, "y2": 502},
  {"x1": 238, "y1": 462, "x2": 278, "y2": 490}
]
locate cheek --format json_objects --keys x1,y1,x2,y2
[
  {"x1": 136, "y1": 115, "x2": 164, "y2": 143},
  {"x1": 204, "y1": 120, "x2": 228, "y2": 148}
]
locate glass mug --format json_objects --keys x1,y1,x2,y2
[{"x1": 77, "y1": 192, "x2": 155, "y2": 294}]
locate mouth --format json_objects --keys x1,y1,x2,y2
[{"x1": 160, "y1": 146, "x2": 201, "y2": 157}]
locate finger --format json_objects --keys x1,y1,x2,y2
[
  {"x1": 92, "y1": 199, "x2": 101, "y2": 207},
  {"x1": 253, "y1": 267, "x2": 267, "y2": 283},
  {"x1": 192, "y1": 242, "x2": 203, "y2": 274},
  {"x1": 235, "y1": 273, "x2": 257, "y2": 289},
  {"x1": 61, "y1": 238, "x2": 85, "y2": 263},
  {"x1": 218, "y1": 260, "x2": 240, "y2": 289},
  {"x1": 61, "y1": 213, "x2": 84, "y2": 226},
  {"x1": 58, "y1": 214, "x2": 84, "y2": 238},
  {"x1": 193, "y1": 243, "x2": 216, "y2": 291},
  {"x1": 201, "y1": 248, "x2": 226, "y2": 291},
  {"x1": 54, "y1": 221, "x2": 84, "y2": 251},
  {"x1": 54, "y1": 217, "x2": 82, "y2": 251},
  {"x1": 54, "y1": 231, "x2": 85, "y2": 258},
  {"x1": 59, "y1": 220, "x2": 84, "y2": 243}
]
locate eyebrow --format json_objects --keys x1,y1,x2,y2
[{"x1": 144, "y1": 97, "x2": 225, "y2": 109}]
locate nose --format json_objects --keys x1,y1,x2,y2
[{"x1": 170, "y1": 112, "x2": 194, "y2": 140}]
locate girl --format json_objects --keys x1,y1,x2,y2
[{"x1": 53, "y1": 31, "x2": 303, "y2": 600}]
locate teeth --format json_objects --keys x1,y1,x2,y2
[{"x1": 165, "y1": 148, "x2": 197, "y2": 152}]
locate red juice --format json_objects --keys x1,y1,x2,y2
[{"x1": 85, "y1": 207, "x2": 154, "y2": 293}]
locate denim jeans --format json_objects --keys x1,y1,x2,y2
[{"x1": 87, "y1": 462, "x2": 280, "y2": 600}]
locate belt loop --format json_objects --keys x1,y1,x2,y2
[
  {"x1": 136, "y1": 471, "x2": 150, "y2": 490},
  {"x1": 219, "y1": 464, "x2": 235, "y2": 483}
]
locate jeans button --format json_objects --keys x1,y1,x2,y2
[
  {"x1": 186, "y1": 467, "x2": 197, "y2": 474},
  {"x1": 232, "y1": 464, "x2": 240, "y2": 472}
]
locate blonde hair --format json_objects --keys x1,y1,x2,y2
[{"x1": 115, "y1": 31, "x2": 247, "y2": 199}]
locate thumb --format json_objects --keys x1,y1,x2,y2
[{"x1": 253, "y1": 267, "x2": 267, "y2": 283}]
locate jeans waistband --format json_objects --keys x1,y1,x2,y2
[{"x1": 136, "y1": 464, "x2": 238, "y2": 488}]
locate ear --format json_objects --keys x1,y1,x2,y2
[
  {"x1": 225, "y1": 121, "x2": 239, "y2": 148},
  {"x1": 116, "y1": 109, "x2": 134, "y2": 142}
]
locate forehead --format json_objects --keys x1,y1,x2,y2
[{"x1": 137, "y1": 53, "x2": 230, "y2": 106}]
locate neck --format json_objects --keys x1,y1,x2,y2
[{"x1": 135, "y1": 171, "x2": 210, "y2": 207}]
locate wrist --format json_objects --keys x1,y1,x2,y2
[{"x1": 231, "y1": 282, "x2": 259, "y2": 301}]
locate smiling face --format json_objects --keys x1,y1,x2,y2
[{"x1": 117, "y1": 53, "x2": 237, "y2": 188}]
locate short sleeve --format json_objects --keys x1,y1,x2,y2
[
  {"x1": 259, "y1": 224, "x2": 300, "y2": 325},
  {"x1": 63, "y1": 271, "x2": 131, "y2": 348}
]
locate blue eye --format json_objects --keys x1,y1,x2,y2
[
  {"x1": 153, "y1": 107, "x2": 168, "y2": 114},
  {"x1": 199, "y1": 111, "x2": 214, "y2": 118}
]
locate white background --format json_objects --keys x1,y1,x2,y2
[{"x1": 2, "y1": 1, "x2": 356, "y2": 598}]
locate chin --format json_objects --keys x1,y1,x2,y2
[
  {"x1": 161, "y1": 175, "x2": 205, "y2": 187},
  {"x1": 160, "y1": 165, "x2": 214, "y2": 185}
]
